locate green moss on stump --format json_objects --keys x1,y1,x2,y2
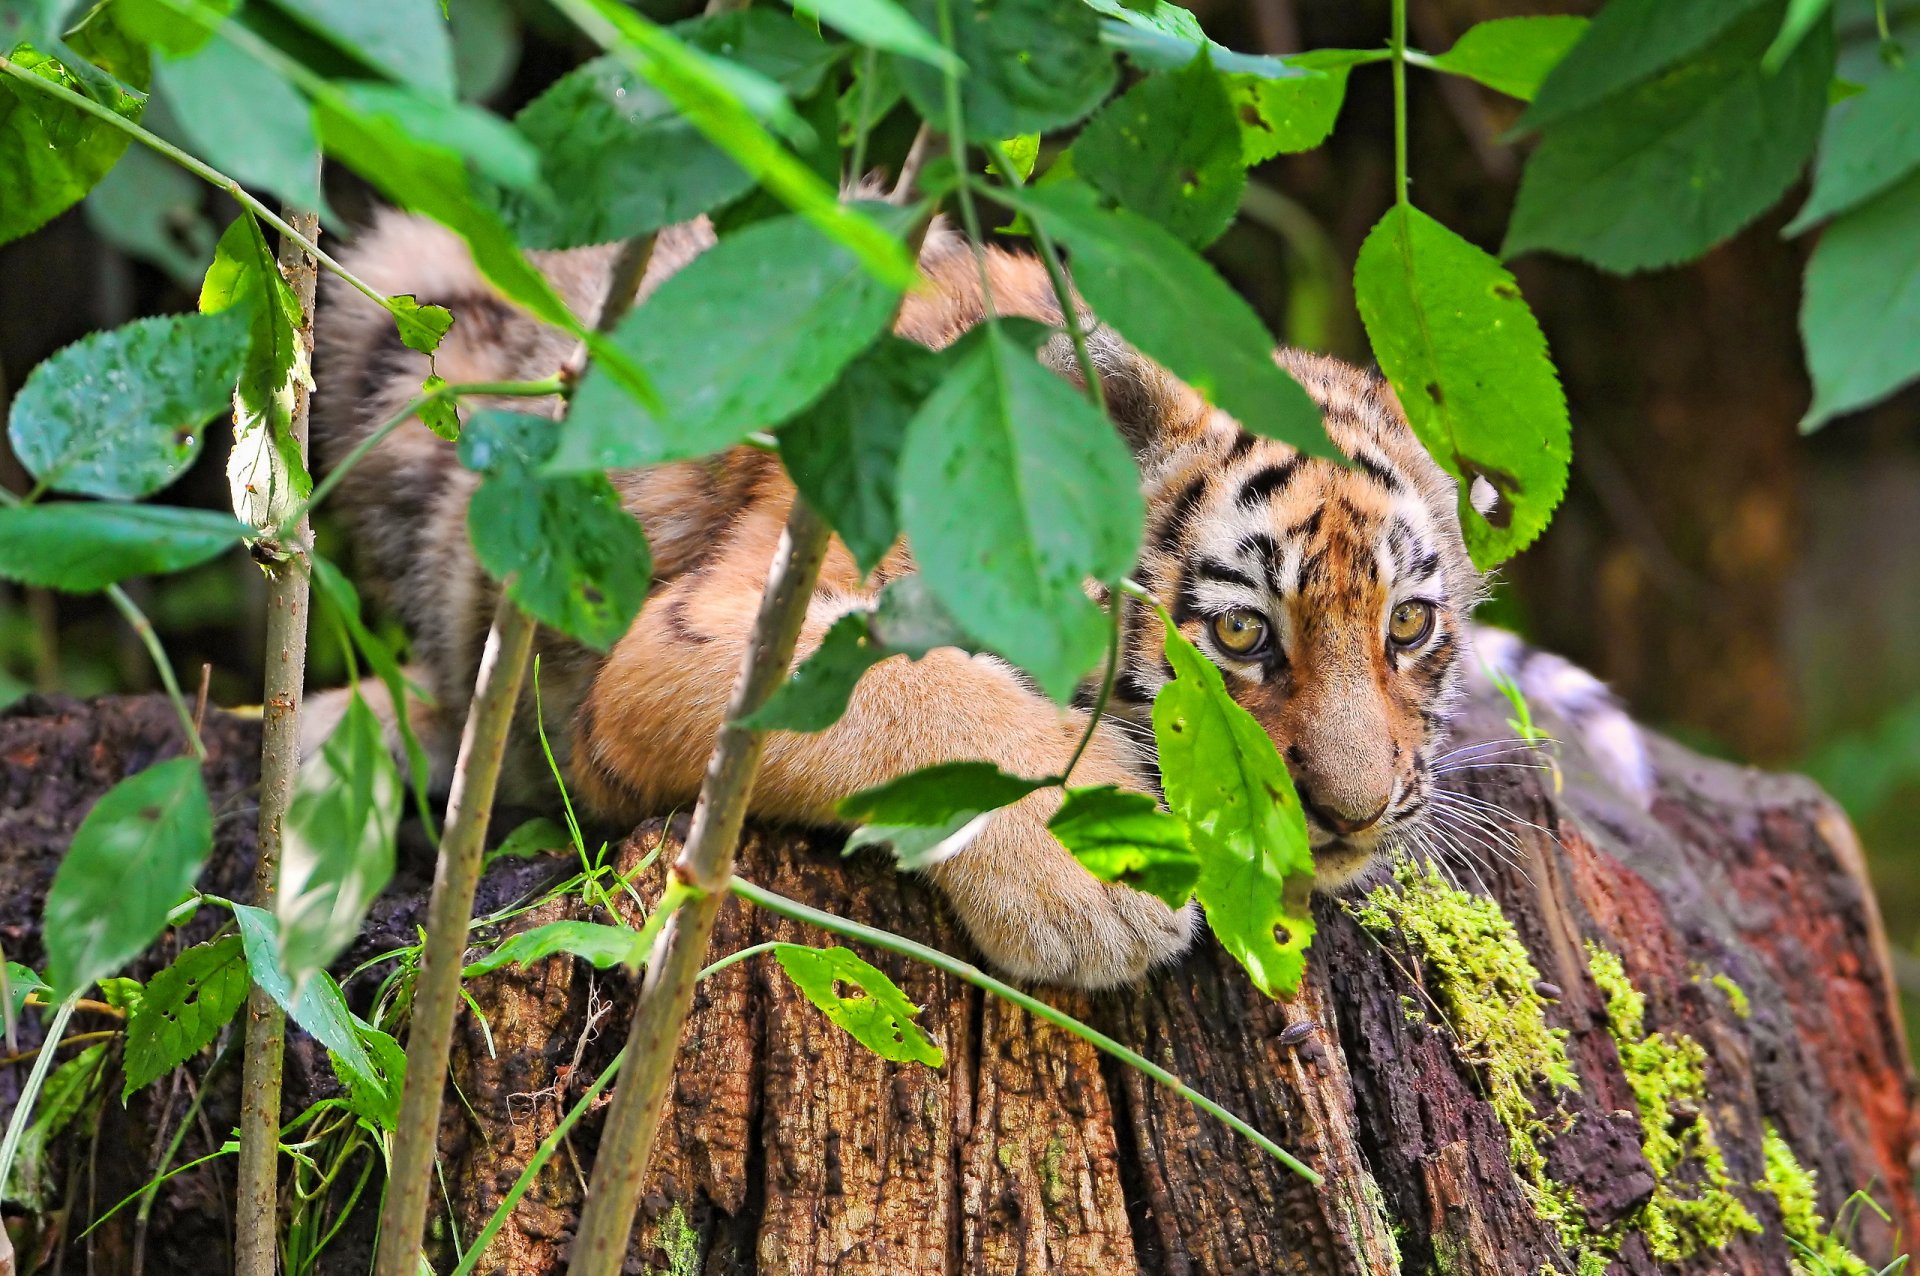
[{"x1": 1758, "y1": 1123, "x2": 1878, "y2": 1276}]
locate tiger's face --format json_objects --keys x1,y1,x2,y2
[{"x1": 1099, "y1": 348, "x2": 1484, "y2": 888}]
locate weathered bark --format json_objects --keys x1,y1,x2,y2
[{"x1": 1, "y1": 690, "x2": 1914, "y2": 1274}]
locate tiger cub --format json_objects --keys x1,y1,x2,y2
[{"x1": 314, "y1": 212, "x2": 1648, "y2": 990}]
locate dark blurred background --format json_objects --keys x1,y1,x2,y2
[{"x1": 4, "y1": 0, "x2": 1919, "y2": 1036}]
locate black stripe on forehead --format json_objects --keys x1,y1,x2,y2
[
  {"x1": 1224, "y1": 429, "x2": 1260, "y2": 465},
  {"x1": 1236, "y1": 457, "x2": 1305, "y2": 507},
  {"x1": 1151, "y1": 473, "x2": 1210, "y2": 557},
  {"x1": 1194, "y1": 557, "x2": 1260, "y2": 591},
  {"x1": 1235, "y1": 532, "x2": 1284, "y2": 594}
]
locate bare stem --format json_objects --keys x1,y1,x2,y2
[
  {"x1": 234, "y1": 206, "x2": 320, "y2": 1276},
  {"x1": 373, "y1": 235, "x2": 653, "y2": 1276},
  {"x1": 565, "y1": 497, "x2": 834, "y2": 1276}
]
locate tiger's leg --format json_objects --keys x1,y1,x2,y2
[{"x1": 571, "y1": 535, "x2": 1194, "y2": 989}]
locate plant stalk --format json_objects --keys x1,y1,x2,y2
[
  {"x1": 564, "y1": 496, "x2": 834, "y2": 1276},
  {"x1": 235, "y1": 206, "x2": 320, "y2": 1276},
  {"x1": 373, "y1": 235, "x2": 656, "y2": 1276},
  {"x1": 1390, "y1": 0, "x2": 1410, "y2": 207}
]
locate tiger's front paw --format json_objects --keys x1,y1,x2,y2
[{"x1": 924, "y1": 805, "x2": 1198, "y2": 990}]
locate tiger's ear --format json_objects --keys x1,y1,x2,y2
[{"x1": 1039, "y1": 326, "x2": 1210, "y2": 461}]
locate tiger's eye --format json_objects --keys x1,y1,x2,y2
[
  {"x1": 1388, "y1": 600, "x2": 1435, "y2": 647},
  {"x1": 1211, "y1": 610, "x2": 1269, "y2": 657}
]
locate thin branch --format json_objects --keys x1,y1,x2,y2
[
  {"x1": 105, "y1": 583, "x2": 205, "y2": 760},
  {"x1": 565, "y1": 497, "x2": 835, "y2": 1276},
  {"x1": 235, "y1": 204, "x2": 320, "y2": 1276}
]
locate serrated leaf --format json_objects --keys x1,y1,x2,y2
[
  {"x1": 741, "y1": 612, "x2": 885, "y2": 733},
  {"x1": 334, "y1": 1020, "x2": 406, "y2": 1131},
  {"x1": 896, "y1": 320, "x2": 1141, "y2": 699},
  {"x1": 839, "y1": 760, "x2": 1048, "y2": 824},
  {"x1": 1800, "y1": 168, "x2": 1920, "y2": 429},
  {"x1": 232, "y1": 904, "x2": 376, "y2": 1084},
  {"x1": 553, "y1": 211, "x2": 905, "y2": 471},
  {"x1": 778, "y1": 337, "x2": 941, "y2": 574},
  {"x1": 1355, "y1": 203, "x2": 1568, "y2": 567},
  {"x1": 44, "y1": 757, "x2": 212, "y2": 999},
  {"x1": 1425, "y1": 16, "x2": 1588, "y2": 102},
  {"x1": 121, "y1": 935, "x2": 248, "y2": 1098},
  {"x1": 277, "y1": 694, "x2": 401, "y2": 988},
  {"x1": 1005, "y1": 181, "x2": 1332, "y2": 458},
  {"x1": 3, "y1": 1043, "x2": 105, "y2": 1207},
  {"x1": 276, "y1": 0, "x2": 456, "y2": 100},
  {"x1": 1072, "y1": 53, "x2": 1244, "y2": 250},
  {"x1": 1226, "y1": 52, "x2": 1356, "y2": 164},
  {"x1": 897, "y1": 0, "x2": 1114, "y2": 140},
  {"x1": 1522, "y1": 0, "x2": 1766, "y2": 130},
  {"x1": 1048, "y1": 784, "x2": 1197, "y2": 908},
  {"x1": 1505, "y1": 5, "x2": 1833, "y2": 274},
  {"x1": 772, "y1": 943, "x2": 942, "y2": 1065},
  {"x1": 792, "y1": 0, "x2": 954, "y2": 70},
  {"x1": 0, "y1": 503, "x2": 245, "y2": 592},
  {"x1": 1152, "y1": 613, "x2": 1313, "y2": 998},
  {"x1": 462, "y1": 920, "x2": 645, "y2": 978},
  {"x1": 569, "y1": 0, "x2": 912, "y2": 288},
  {"x1": 1787, "y1": 59, "x2": 1920, "y2": 232},
  {"x1": 9, "y1": 308, "x2": 250, "y2": 500},
  {"x1": 0, "y1": 8, "x2": 148, "y2": 246},
  {"x1": 390, "y1": 295, "x2": 453, "y2": 355},
  {"x1": 156, "y1": 34, "x2": 326, "y2": 216}
]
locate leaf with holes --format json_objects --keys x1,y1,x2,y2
[
  {"x1": 1072, "y1": 52, "x2": 1244, "y2": 249},
  {"x1": 553, "y1": 211, "x2": 907, "y2": 472},
  {"x1": 233, "y1": 904, "x2": 376, "y2": 1085},
  {"x1": 390, "y1": 295, "x2": 454, "y2": 355},
  {"x1": 277, "y1": 693, "x2": 402, "y2": 988},
  {"x1": 1425, "y1": 16, "x2": 1587, "y2": 102},
  {"x1": 463, "y1": 921, "x2": 646, "y2": 978},
  {"x1": 1355, "y1": 203, "x2": 1569, "y2": 567},
  {"x1": 773, "y1": 943, "x2": 943, "y2": 1065},
  {"x1": 1049, "y1": 784, "x2": 1198, "y2": 908},
  {"x1": 1153, "y1": 613, "x2": 1313, "y2": 998},
  {"x1": 1005, "y1": 182, "x2": 1332, "y2": 458},
  {"x1": 121, "y1": 935, "x2": 249, "y2": 1098},
  {"x1": 1505, "y1": 5, "x2": 1832, "y2": 273},
  {"x1": 0, "y1": 503, "x2": 245, "y2": 592},
  {"x1": 8, "y1": 308, "x2": 250, "y2": 500},
  {"x1": 334, "y1": 1021, "x2": 407, "y2": 1132},
  {"x1": 1225, "y1": 49, "x2": 1363, "y2": 164},
  {"x1": 897, "y1": 320, "x2": 1141, "y2": 699},
  {"x1": 897, "y1": 0, "x2": 1113, "y2": 140},
  {"x1": 43, "y1": 757, "x2": 212, "y2": 1000}
]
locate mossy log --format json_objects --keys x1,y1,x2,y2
[{"x1": 0, "y1": 690, "x2": 1914, "y2": 1274}]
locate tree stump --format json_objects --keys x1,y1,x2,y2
[{"x1": 1, "y1": 689, "x2": 1914, "y2": 1274}]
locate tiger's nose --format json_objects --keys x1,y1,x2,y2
[{"x1": 1299, "y1": 787, "x2": 1389, "y2": 837}]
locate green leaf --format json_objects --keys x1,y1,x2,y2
[
  {"x1": 1786, "y1": 59, "x2": 1920, "y2": 232},
  {"x1": 0, "y1": 503, "x2": 245, "y2": 592},
  {"x1": 390, "y1": 295, "x2": 453, "y2": 355},
  {"x1": 844, "y1": 809, "x2": 984, "y2": 870},
  {"x1": 570, "y1": 0, "x2": 913, "y2": 289},
  {"x1": 155, "y1": 34, "x2": 326, "y2": 216},
  {"x1": 1005, "y1": 181, "x2": 1333, "y2": 458},
  {"x1": 203, "y1": 212, "x2": 311, "y2": 530},
  {"x1": 778, "y1": 337, "x2": 941, "y2": 574},
  {"x1": 1072, "y1": 53, "x2": 1244, "y2": 250},
  {"x1": 461, "y1": 410, "x2": 654, "y2": 652},
  {"x1": 275, "y1": 0, "x2": 456, "y2": 100},
  {"x1": 277, "y1": 692, "x2": 401, "y2": 987},
  {"x1": 418, "y1": 376, "x2": 460, "y2": 440},
  {"x1": 486, "y1": 816, "x2": 571, "y2": 866},
  {"x1": 897, "y1": 0, "x2": 1114, "y2": 140},
  {"x1": 43, "y1": 757, "x2": 212, "y2": 999},
  {"x1": 1152, "y1": 613, "x2": 1313, "y2": 999},
  {"x1": 1084, "y1": 0, "x2": 1293, "y2": 79},
  {"x1": 232, "y1": 904, "x2": 376, "y2": 1083},
  {"x1": 1763, "y1": 0, "x2": 1832, "y2": 71},
  {"x1": 121, "y1": 935, "x2": 249, "y2": 1098},
  {"x1": 896, "y1": 321, "x2": 1141, "y2": 699},
  {"x1": 791, "y1": 0, "x2": 954, "y2": 70},
  {"x1": 0, "y1": 8, "x2": 149, "y2": 246},
  {"x1": 1799, "y1": 168, "x2": 1920, "y2": 429},
  {"x1": 1521, "y1": 0, "x2": 1766, "y2": 130},
  {"x1": 83, "y1": 139, "x2": 219, "y2": 288},
  {"x1": 771, "y1": 943, "x2": 943, "y2": 1065},
  {"x1": 3, "y1": 1043, "x2": 106, "y2": 1207},
  {"x1": 1505, "y1": 5, "x2": 1833, "y2": 274},
  {"x1": 839, "y1": 759, "x2": 1048, "y2": 824},
  {"x1": 5, "y1": 962, "x2": 49, "y2": 1025},
  {"x1": 740, "y1": 612, "x2": 884, "y2": 733},
  {"x1": 1048, "y1": 784, "x2": 1197, "y2": 908},
  {"x1": 1355, "y1": 203, "x2": 1569, "y2": 567},
  {"x1": 1425, "y1": 16, "x2": 1588, "y2": 102},
  {"x1": 553, "y1": 212, "x2": 906, "y2": 471},
  {"x1": 1225, "y1": 53, "x2": 1357, "y2": 164},
  {"x1": 334, "y1": 1020, "x2": 406, "y2": 1131},
  {"x1": 9, "y1": 308, "x2": 250, "y2": 500},
  {"x1": 463, "y1": 921, "x2": 645, "y2": 978},
  {"x1": 113, "y1": 0, "x2": 239, "y2": 54},
  {"x1": 332, "y1": 81, "x2": 538, "y2": 192}
]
